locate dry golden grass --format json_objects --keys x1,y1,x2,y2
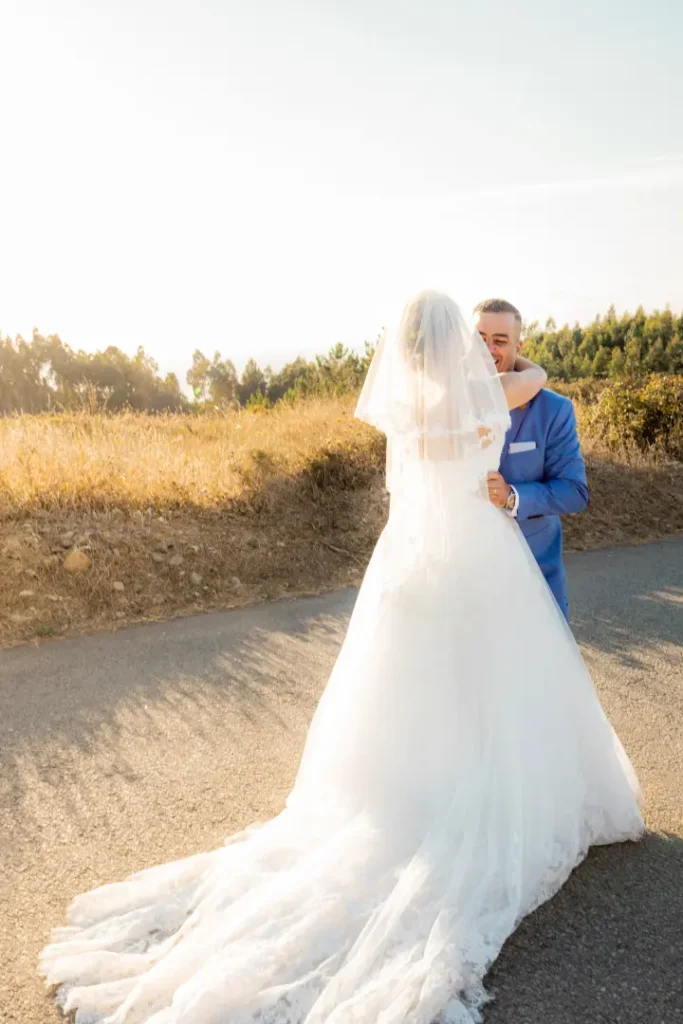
[
  {"x1": 0, "y1": 399, "x2": 386, "y2": 648},
  {"x1": 1, "y1": 395, "x2": 682, "y2": 649},
  {"x1": 0, "y1": 399, "x2": 375, "y2": 515}
]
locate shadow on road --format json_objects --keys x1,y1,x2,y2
[
  {"x1": 568, "y1": 539, "x2": 683, "y2": 672},
  {"x1": 2, "y1": 544, "x2": 682, "y2": 1021},
  {"x1": 486, "y1": 830, "x2": 683, "y2": 1023},
  {"x1": 0, "y1": 590, "x2": 355, "y2": 848}
]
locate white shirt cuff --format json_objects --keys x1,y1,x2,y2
[{"x1": 506, "y1": 486, "x2": 519, "y2": 518}]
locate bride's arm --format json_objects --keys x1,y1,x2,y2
[
  {"x1": 498, "y1": 356, "x2": 547, "y2": 410},
  {"x1": 418, "y1": 357, "x2": 546, "y2": 459}
]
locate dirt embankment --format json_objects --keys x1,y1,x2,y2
[{"x1": 1, "y1": 400, "x2": 682, "y2": 649}]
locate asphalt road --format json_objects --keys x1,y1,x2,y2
[{"x1": 1, "y1": 539, "x2": 682, "y2": 1024}]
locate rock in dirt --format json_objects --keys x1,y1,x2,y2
[{"x1": 63, "y1": 551, "x2": 92, "y2": 573}]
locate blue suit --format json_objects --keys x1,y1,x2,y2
[{"x1": 499, "y1": 389, "x2": 589, "y2": 619}]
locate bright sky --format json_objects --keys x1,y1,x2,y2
[{"x1": 1, "y1": 0, "x2": 682, "y2": 385}]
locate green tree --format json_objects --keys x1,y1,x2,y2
[
  {"x1": 207, "y1": 352, "x2": 239, "y2": 408},
  {"x1": 624, "y1": 331, "x2": 643, "y2": 375},
  {"x1": 644, "y1": 337, "x2": 667, "y2": 374},
  {"x1": 591, "y1": 346, "x2": 611, "y2": 377},
  {"x1": 665, "y1": 335, "x2": 683, "y2": 373},
  {"x1": 609, "y1": 347, "x2": 626, "y2": 377},
  {"x1": 265, "y1": 357, "x2": 311, "y2": 404},
  {"x1": 187, "y1": 349, "x2": 211, "y2": 401},
  {"x1": 238, "y1": 358, "x2": 267, "y2": 406}
]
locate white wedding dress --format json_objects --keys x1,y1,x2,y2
[{"x1": 39, "y1": 295, "x2": 643, "y2": 1024}]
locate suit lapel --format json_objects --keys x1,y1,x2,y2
[{"x1": 504, "y1": 398, "x2": 535, "y2": 454}]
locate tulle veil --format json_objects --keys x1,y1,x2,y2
[{"x1": 355, "y1": 291, "x2": 511, "y2": 496}]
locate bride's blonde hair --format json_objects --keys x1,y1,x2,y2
[{"x1": 398, "y1": 291, "x2": 461, "y2": 372}]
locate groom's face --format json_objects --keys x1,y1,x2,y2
[{"x1": 475, "y1": 312, "x2": 522, "y2": 373}]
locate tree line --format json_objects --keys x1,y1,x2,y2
[
  {"x1": 1, "y1": 305, "x2": 681, "y2": 414},
  {"x1": 0, "y1": 333, "x2": 185, "y2": 414},
  {"x1": 0, "y1": 330, "x2": 374, "y2": 415},
  {"x1": 524, "y1": 305, "x2": 683, "y2": 379},
  {"x1": 185, "y1": 342, "x2": 375, "y2": 410}
]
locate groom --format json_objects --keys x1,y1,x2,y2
[{"x1": 473, "y1": 298, "x2": 589, "y2": 620}]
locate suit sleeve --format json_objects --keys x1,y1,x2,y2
[{"x1": 513, "y1": 402, "x2": 589, "y2": 520}]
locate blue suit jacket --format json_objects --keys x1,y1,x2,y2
[{"x1": 499, "y1": 389, "x2": 589, "y2": 619}]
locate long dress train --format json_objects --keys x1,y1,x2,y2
[{"x1": 39, "y1": 445, "x2": 643, "y2": 1024}]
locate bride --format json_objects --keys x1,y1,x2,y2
[{"x1": 40, "y1": 291, "x2": 643, "y2": 1024}]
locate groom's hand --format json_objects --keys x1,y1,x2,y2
[{"x1": 487, "y1": 471, "x2": 512, "y2": 508}]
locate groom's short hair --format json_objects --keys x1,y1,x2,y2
[{"x1": 473, "y1": 298, "x2": 522, "y2": 325}]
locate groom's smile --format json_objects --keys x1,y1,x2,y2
[{"x1": 474, "y1": 309, "x2": 522, "y2": 374}]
